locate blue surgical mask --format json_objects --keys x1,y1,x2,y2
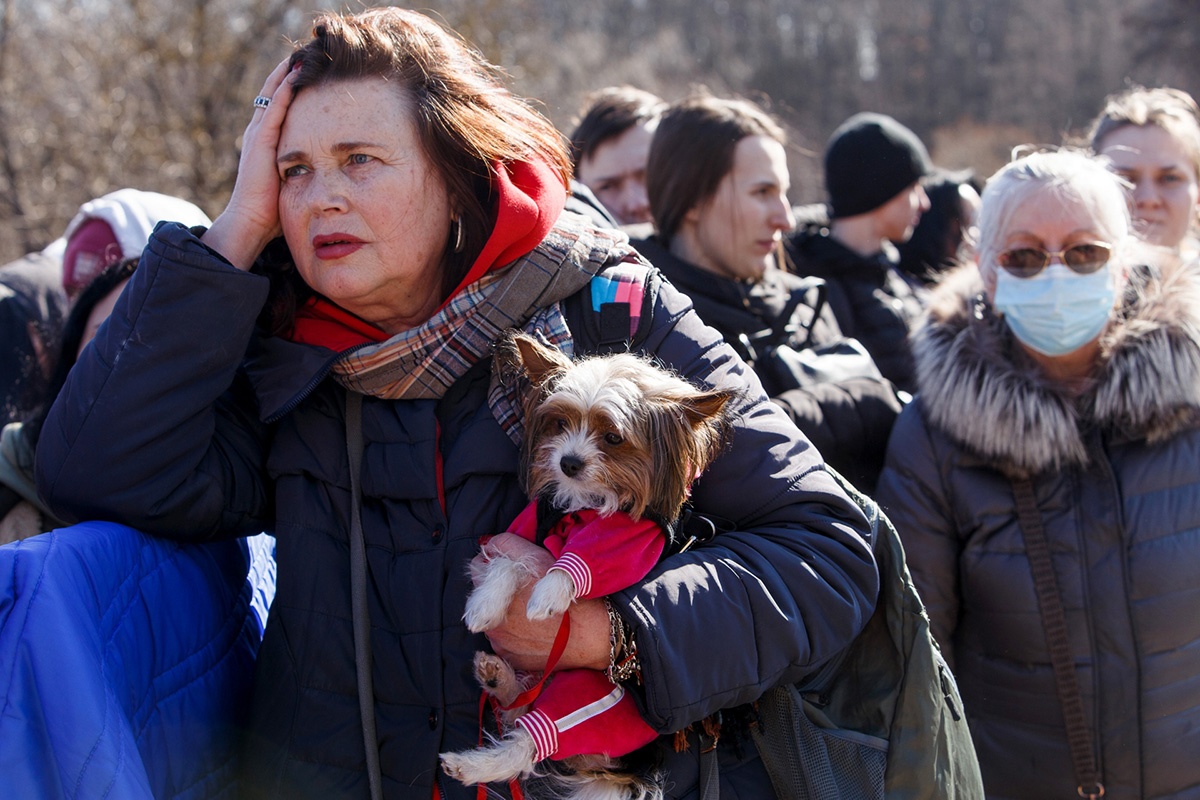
[{"x1": 992, "y1": 263, "x2": 1115, "y2": 357}]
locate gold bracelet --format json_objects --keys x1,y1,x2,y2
[
  {"x1": 605, "y1": 599, "x2": 642, "y2": 685},
  {"x1": 604, "y1": 598, "x2": 622, "y2": 681}
]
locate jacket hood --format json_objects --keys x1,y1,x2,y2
[
  {"x1": 64, "y1": 189, "x2": 212, "y2": 262},
  {"x1": 913, "y1": 253, "x2": 1200, "y2": 477}
]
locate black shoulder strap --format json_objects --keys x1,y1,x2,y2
[
  {"x1": 769, "y1": 276, "x2": 828, "y2": 350},
  {"x1": 345, "y1": 391, "x2": 384, "y2": 800}
]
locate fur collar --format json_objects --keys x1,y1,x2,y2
[{"x1": 913, "y1": 253, "x2": 1200, "y2": 477}]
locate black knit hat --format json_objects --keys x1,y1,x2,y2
[{"x1": 824, "y1": 112, "x2": 932, "y2": 218}]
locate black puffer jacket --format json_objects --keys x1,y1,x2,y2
[
  {"x1": 37, "y1": 220, "x2": 879, "y2": 800},
  {"x1": 634, "y1": 235, "x2": 904, "y2": 494},
  {"x1": 787, "y1": 223, "x2": 924, "y2": 393},
  {"x1": 876, "y1": 260, "x2": 1200, "y2": 800}
]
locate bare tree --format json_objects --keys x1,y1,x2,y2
[
  {"x1": 0, "y1": 0, "x2": 308, "y2": 262},
  {"x1": 1124, "y1": 0, "x2": 1200, "y2": 99},
  {"x1": 0, "y1": 0, "x2": 1195, "y2": 261}
]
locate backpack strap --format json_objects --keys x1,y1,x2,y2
[
  {"x1": 564, "y1": 260, "x2": 658, "y2": 355},
  {"x1": 698, "y1": 728, "x2": 721, "y2": 800},
  {"x1": 767, "y1": 276, "x2": 827, "y2": 350},
  {"x1": 1011, "y1": 478, "x2": 1104, "y2": 800}
]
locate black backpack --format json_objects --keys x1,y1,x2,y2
[{"x1": 750, "y1": 468, "x2": 983, "y2": 800}]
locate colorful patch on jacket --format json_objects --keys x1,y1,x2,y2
[{"x1": 590, "y1": 266, "x2": 648, "y2": 344}]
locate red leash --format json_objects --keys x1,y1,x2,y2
[
  {"x1": 501, "y1": 611, "x2": 572, "y2": 711},
  {"x1": 465, "y1": 693, "x2": 526, "y2": 800},
  {"x1": 465, "y1": 611, "x2": 571, "y2": 799}
]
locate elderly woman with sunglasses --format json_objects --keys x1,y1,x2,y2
[{"x1": 876, "y1": 149, "x2": 1200, "y2": 800}]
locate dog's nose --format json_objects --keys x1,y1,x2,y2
[{"x1": 559, "y1": 454, "x2": 585, "y2": 477}]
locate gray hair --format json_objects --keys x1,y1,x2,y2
[{"x1": 976, "y1": 149, "x2": 1130, "y2": 289}]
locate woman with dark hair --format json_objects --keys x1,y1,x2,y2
[
  {"x1": 633, "y1": 92, "x2": 904, "y2": 493},
  {"x1": 896, "y1": 168, "x2": 981, "y2": 285},
  {"x1": 0, "y1": 257, "x2": 137, "y2": 543},
  {"x1": 34, "y1": 9, "x2": 878, "y2": 799}
]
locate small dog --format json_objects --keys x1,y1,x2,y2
[{"x1": 439, "y1": 332, "x2": 734, "y2": 800}]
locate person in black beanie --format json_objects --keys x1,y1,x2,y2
[{"x1": 787, "y1": 112, "x2": 932, "y2": 392}]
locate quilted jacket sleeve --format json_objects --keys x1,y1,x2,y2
[
  {"x1": 874, "y1": 401, "x2": 961, "y2": 666},
  {"x1": 35, "y1": 223, "x2": 273, "y2": 540},
  {"x1": 770, "y1": 375, "x2": 905, "y2": 495},
  {"x1": 612, "y1": 277, "x2": 880, "y2": 733}
]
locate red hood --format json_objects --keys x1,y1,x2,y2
[{"x1": 287, "y1": 159, "x2": 566, "y2": 350}]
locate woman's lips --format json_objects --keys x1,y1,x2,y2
[{"x1": 312, "y1": 234, "x2": 365, "y2": 259}]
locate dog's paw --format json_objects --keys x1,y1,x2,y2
[
  {"x1": 439, "y1": 751, "x2": 475, "y2": 783},
  {"x1": 526, "y1": 570, "x2": 575, "y2": 621},
  {"x1": 475, "y1": 651, "x2": 518, "y2": 696},
  {"x1": 464, "y1": 552, "x2": 529, "y2": 632},
  {"x1": 439, "y1": 729, "x2": 537, "y2": 786},
  {"x1": 463, "y1": 591, "x2": 506, "y2": 633}
]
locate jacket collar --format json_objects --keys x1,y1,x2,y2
[
  {"x1": 632, "y1": 234, "x2": 802, "y2": 317},
  {"x1": 913, "y1": 253, "x2": 1200, "y2": 477},
  {"x1": 631, "y1": 235, "x2": 752, "y2": 307},
  {"x1": 787, "y1": 223, "x2": 898, "y2": 286}
]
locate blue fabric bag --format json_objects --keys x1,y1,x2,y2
[{"x1": 0, "y1": 523, "x2": 275, "y2": 799}]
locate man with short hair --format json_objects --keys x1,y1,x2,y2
[
  {"x1": 788, "y1": 112, "x2": 932, "y2": 392},
  {"x1": 569, "y1": 86, "x2": 665, "y2": 227}
]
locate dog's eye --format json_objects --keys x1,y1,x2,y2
[
  {"x1": 604, "y1": 432, "x2": 624, "y2": 446},
  {"x1": 555, "y1": 418, "x2": 568, "y2": 431}
]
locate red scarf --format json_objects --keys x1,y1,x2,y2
[{"x1": 287, "y1": 160, "x2": 566, "y2": 350}]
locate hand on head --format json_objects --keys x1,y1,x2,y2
[{"x1": 202, "y1": 57, "x2": 300, "y2": 271}]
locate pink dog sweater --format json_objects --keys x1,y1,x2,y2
[
  {"x1": 508, "y1": 501, "x2": 664, "y2": 600},
  {"x1": 506, "y1": 501, "x2": 664, "y2": 760}
]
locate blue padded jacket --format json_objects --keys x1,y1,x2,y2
[{"x1": 0, "y1": 523, "x2": 275, "y2": 799}]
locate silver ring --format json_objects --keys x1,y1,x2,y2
[{"x1": 253, "y1": 95, "x2": 271, "y2": 110}]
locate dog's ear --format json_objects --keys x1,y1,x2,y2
[
  {"x1": 645, "y1": 387, "x2": 736, "y2": 523},
  {"x1": 679, "y1": 389, "x2": 736, "y2": 430},
  {"x1": 495, "y1": 331, "x2": 571, "y2": 388}
]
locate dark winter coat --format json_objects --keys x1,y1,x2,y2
[
  {"x1": 634, "y1": 235, "x2": 905, "y2": 494},
  {"x1": 876, "y1": 260, "x2": 1200, "y2": 800},
  {"x1": 37, "y1": 220, "x2": 879, "y2": 800},
  {"x1": 787, "y1": 223, "x2": 925, "y2": 393}
]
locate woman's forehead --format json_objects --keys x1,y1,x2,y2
[{"x1": 1001, "y1": 180, "x2": 1126, "y2": 241}]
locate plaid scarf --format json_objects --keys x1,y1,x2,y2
[{"x1": 329, "y1": 212, "x2": 635, "y2": 443}]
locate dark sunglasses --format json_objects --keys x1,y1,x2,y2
[{"x1": 997, "y1": 242, "x2": 1113, "y2": 279}]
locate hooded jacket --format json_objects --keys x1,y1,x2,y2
[
  {"x1": 36, "y1": 180, "x2": 878, "y2": 799},
  {"x1": 60, "y1": 188, "x2": 212, "y2": 293},
  {"x1": 787, "y1": 222, "x2": 925, "y2": 393},
  {"x1": 875, "y1": 258, "x2": 1200, "y2": 800}
]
